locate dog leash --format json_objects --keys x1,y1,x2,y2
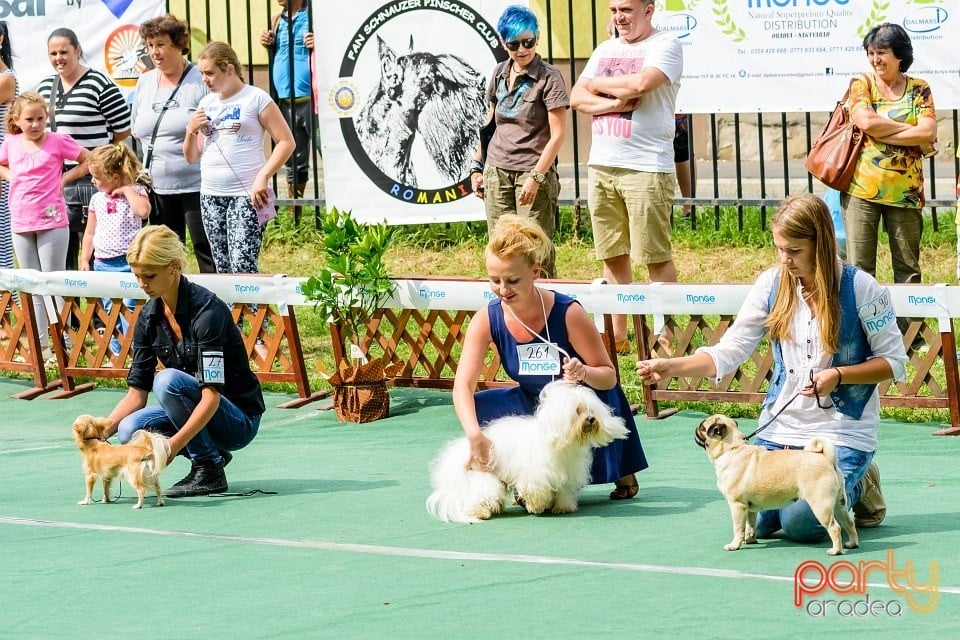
[
  {"x1": 501, "y1": 288, "x2": 581, "y2": 383},
  {"x1": 201, "y1": 112, "x2": 274, "y2": 214},
  {"x1": 208, "y1": 489, "x2": 278, "y2": 497},
  {"x1": 91, "y1": 484, "x2": 122, "y2": 503},
  {"x1": 743, "y1": 389, "x2": 802, "y2": 440},
  {"x1": 97, "y1": 485, "x2": 278, "y2": 501},
  {"x1": 745, "y1": 369, "x2": 835, "y2": 440}
]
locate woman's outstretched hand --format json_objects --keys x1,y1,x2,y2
[{"x1": 636, "y1": 358, "x2": 670, "y2": 383}]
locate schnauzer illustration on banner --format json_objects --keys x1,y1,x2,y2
[{"x1": 356, "y1": 36, "x2": 487, "y2": 188}]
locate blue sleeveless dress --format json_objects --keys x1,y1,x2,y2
[{"x1": 474, "y1": 292, "x2": 648, "y2": 484}]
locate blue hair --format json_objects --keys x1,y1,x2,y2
[{"x1": 497, "y1": 5, "x2": 539, "y2": 42}]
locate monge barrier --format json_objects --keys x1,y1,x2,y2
[
  {"x1": 329, "y1": 277, "x2": 960, "y2": 435},
  {"x1": 3, "y1": 271, "x2": 959, "y2": 433},
  {"x1": 0, "y1": 269, "x2": 325, "y2": 408}
]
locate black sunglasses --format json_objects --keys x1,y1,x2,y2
[{"x1": 505, "y1": 37, "x2": 537, "y2": 51}]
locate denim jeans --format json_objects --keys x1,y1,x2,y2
[
  {"x1": 94, "y1": 255, "x2": 136, "y2": 355},
  {"x1": 117, "y1": 368, "x2": 260, "y2": 464},
  {"x1": 753, "y1": 437, "x2": 873, "y2": 543}
]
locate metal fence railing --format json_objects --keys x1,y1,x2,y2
[{"x1": 168, "y1": 1, "x2": 960, "y2": 228}]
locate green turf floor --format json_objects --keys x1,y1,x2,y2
[{"x1": 1, "y1": 376, "x2": 958, "y2": 639}]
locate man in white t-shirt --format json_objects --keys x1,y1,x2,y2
[{"x1": 571, "y1": 0, "x2": 682, "y2": 350}]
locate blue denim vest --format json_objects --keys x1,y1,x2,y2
[{"x1": 765, "y1": 265, "x2": 876, "y2": 419}]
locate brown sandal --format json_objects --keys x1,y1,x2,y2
[{"x1": 609, "y1": 477, "x2": 639, "y2": 501}]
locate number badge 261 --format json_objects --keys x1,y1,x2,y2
[{"x1": 516, "y1": 343, "x2": 562, "y2": 376}]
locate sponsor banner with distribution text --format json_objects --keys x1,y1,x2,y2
[
  {"x1": 315, "y1": 0, "x2": 518, "y2": 224},
  {"x1": 654, "y1": 0, "x2": 960, "y2": 113},
  {"x1": 6, "y1": 1, "x2": 164, "y2": 96}
]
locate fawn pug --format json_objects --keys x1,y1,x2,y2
[
  {"x1": 695, "y1": 414, "x2": 858, "y2": 555},
  {"x1": 72, "y1": 415, "x2": 170, "y2": 509}
]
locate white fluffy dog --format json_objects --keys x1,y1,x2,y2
[{"x1": 426, "y1": 380, "x2": 630, "y2": 523}]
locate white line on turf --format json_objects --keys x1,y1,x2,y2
[
  {"x1": 1, "y1": 515, "x2": 956, "y2": 595},
  {"x1": 0, "y1": 445, "x2": 68, "y2": 455}
]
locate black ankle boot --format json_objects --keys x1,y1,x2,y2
[{"x1": 165, "y1": 459, "x2": 228, "y2": 497}]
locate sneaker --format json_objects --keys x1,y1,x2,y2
[
  {"x1": 853, "y1": 462, "x2": 886, "y2": 528},
  {"x1": 165, "y1": 459, "x2": 228, "y2": 497}
]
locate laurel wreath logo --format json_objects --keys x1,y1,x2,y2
[
  {"x1": 713, "y1": 0, "x2": 746, "y2": 42},
  {"x1": 657, "y1": 0, "x2": 701, "y2": 11},
  {"x1": 856, "y1": 0, "x2": 890, "y2": 39}
]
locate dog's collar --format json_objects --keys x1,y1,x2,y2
[{"x1": 82, "y1": 436, "x2": 106, "y2": 442}]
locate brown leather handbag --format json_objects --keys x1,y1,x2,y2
[{"x1": 804, "y1": 76, "x2": 867, "y2": 192}]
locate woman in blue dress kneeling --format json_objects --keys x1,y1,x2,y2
[{"x1": 453, "y1": 214, "x2": 647, "y2": 500}]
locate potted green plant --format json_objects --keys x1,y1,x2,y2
[{"x1": 301, "y1": 207, "x2": 397, "y2": 422}]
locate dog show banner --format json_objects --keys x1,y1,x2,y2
[
  {"x1": 654, "y1": 0, "x2": 960, "y2": 113},
  {"x1": 315, "y1": 0, "x2": 517, "y2": 224},
  {"x1": 6, "y1": 1, "x2": 164, "y2": 95}
]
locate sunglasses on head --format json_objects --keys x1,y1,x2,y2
[{"x1": 505, "y1": 37, "x2": 537, "y2": 51}]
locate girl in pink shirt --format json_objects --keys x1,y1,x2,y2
[
  {"x1": 0, "y1": 92, "x2": 89, "y2": 360},
  {"x1": 80, "y1": 143, "x2": 150, "y2": 356}
]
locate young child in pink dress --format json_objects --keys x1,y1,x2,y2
[
  {"x1": 0, "y1": 92, "x2": 88, "y2": 361},
  {"x1": 80, "y1": 143, "x2": 150, "y2": 356}
]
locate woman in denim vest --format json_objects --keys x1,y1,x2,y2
[{"x1": 637, "y1": 194, "x2": 907, "y2": 542}]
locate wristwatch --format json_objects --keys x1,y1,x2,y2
[{"x1": 530, "y1": 170, "x2": 546, "y2": 184}]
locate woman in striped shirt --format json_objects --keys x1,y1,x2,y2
[{"x1": 0, "y1": 21, "x2": 16, "y2": 275}]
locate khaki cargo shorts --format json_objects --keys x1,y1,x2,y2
[{"x1": 587, "y1": 166, "x2": 675, "y2": 264}]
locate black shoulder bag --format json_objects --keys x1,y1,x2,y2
[
  {"x1": 141, "y1": 63, "x2": 193, "y2": 225},
  {"x1": 477, "y1": 60, "x2": 509, "y2": 165},
  {"x1": 50, "y1": 72, "x2": 97, "y2": 234}
]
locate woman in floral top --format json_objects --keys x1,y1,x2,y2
[{"x1": 843, "y1": 23, "x2": 936, "y2": 303}]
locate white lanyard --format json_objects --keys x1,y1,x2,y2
[{"x1": 502, "y1": 288, "x2": 570, "y2": 378}]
